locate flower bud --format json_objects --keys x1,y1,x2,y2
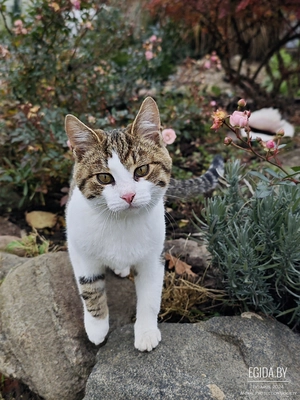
[
  {"x1": 237, "y1": 98, "x2": 247, "y2": 107},
  {"x1": 276, "y1": 129, "x2": 285, "y2": 137},
  {"x1": 224, "y1": 136, "x2": 233, "y2": 146},
  {"x1": 266, "y1": 140, "x2": 276, "y2": 149}
]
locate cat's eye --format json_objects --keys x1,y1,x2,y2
[
  {"x1": 134, "y1": 165, "x2": 149, "y2": 178},
  {"x1": 97, "y1": 173, "x2": 114, "y2": 185}
]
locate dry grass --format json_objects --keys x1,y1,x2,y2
[
  {"x1": 4, "y1": 229, "x2": 61, "y2": 257},
  {"x1": 160, "y1": 272, "x2": 227, "y2": 322}
]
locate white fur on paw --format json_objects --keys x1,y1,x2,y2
[
  {"x1": 112, "y1": 266, "x2": 130, "y2": 278},
  {"x1": 134, "y1": 327, "x2": 161, "y2": 352},
  {"x1": 84, "y1": 313, "x2": 109, "y2": 345}
]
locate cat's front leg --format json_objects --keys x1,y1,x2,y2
[
  {"x1": 134, "y1": 259, "x2": 164, "y2": 352},
  {"x1": 79, "y1": 273, "x2": 109, "y2": 345},
  {"x1": 68, "y1": 246, "x2": 109, "y2": 345}
]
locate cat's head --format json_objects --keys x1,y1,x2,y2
[{"x1": 65, "y1": 97, "x2": 172, "y2": 213}]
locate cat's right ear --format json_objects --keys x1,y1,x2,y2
[
  {"x1": 131, "y1": 97, "x2": 162, "y2": 144},
  {"x1": 65, "y1": 115, "x2": 103, "y2": 157}
]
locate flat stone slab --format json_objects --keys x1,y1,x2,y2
[{"x1": 84, "y1": 316, "x2": 300, "y2": 400}]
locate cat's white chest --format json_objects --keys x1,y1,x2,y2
[{"x1": 66, "y1": 187, "x2": 165, "y2": 269}]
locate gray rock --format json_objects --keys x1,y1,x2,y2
[
  {"x1": 84, "y1": 316, "x2": 300, "y2": 400},
  {"x1": 164, "y1": 238, "x2": 210, "y2": 270},
  {"x1": 106, "y1": 269, "x2": 136, "y2": 332},
  {"x1": 0, "y1": 252, "x2": 24, "y2": 280},
  {"x1": 0, "y1": 251, "x2": 96, "y2": 400},
  {"x1": 0, "y1": 216, "x2": 21, "y2": 237},
  {"x1": 0, "y1": 251, "x2": 136, "y2": 400},
  {"x1": 0, "y1": 236, "x2": 27, "y2": 257}
]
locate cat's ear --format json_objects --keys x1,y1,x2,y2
[
  {"x1": 131, "y1": 97, "x2": 161, "y2": 143},
  {"x1": 65, "y1": 114, "x2": 103, "y2": 157}
]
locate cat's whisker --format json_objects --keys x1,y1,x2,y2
[{"x1": 165, "y1": 194, "x2": 185, "y2": 200}]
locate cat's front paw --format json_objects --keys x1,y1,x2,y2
[
  {"x1": 111, "y1": 266, "x2": 130, "y2": 278},
  {"x1": 134, "y1": 326, "x2": 161, "y2": 352},
  {"x1": 84, "y1": 313, "x2": 109, "y2": 345}
]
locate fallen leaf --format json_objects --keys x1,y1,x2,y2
[
  {"x1": 207, "y1": 384, "x2": 225, "y2": 400},
  {"x1": 165, "y1": 253, "x2": 197, "y2": 278},
  {"x1": 25, "y1": 211, "x2": 57, "y2": 229},
  {"x1": 29, "y1": 105, "x2": 40, "y2": 113},
  {"x1": 241, "y1": 312, "x2": 263, "y2": 320},
  {"x1": 178, "y1": 219, "x2": 189, "y2": 228}
]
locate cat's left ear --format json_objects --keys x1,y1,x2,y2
[
  {"x1": 131, "y1": 97, "x2": 162, "y2": 144},
  {"x1": 65, "y1": 114, "x2": 104, "y2": 158}
]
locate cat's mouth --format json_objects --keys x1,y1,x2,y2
[
  {"x1": 122, "y1": 202, "x2": 142, "y2": 211},
  {"x1": 107, "y1": 201, "x2": 147, "y2": 214}
]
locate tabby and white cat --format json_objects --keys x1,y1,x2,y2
[{"x1": 65, "y1": 97, "x2": 223, "y2": 352}]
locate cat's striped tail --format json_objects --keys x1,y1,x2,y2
[{"x1": 166, "y1": 155, "x2": 224, "y2": 198}]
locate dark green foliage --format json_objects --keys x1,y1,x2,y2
[
  {"x1": 199, "y1": 160, "x2": 300, "y2": 327},
  {"x1": 0, "y1": 1, "x2": 188, "y2": 209}
]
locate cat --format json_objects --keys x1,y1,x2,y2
[{"x1": 65, "y1": 97, "x2": 223, "y2": 352}]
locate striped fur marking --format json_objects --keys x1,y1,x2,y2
[
  {"x1": 79, "y1": 274, "x2": 105, "y2": 285},
  {"x1": 79, "y1": 275, "x2": 108, "y2": 319}
]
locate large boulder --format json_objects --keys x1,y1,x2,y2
[
  {"x1": 0, "y1": 251, "x2": 136, "y2": 400},
  {"x1": 84, "y1": 316, "x2": 300, "y2": 400},
  {"x1": 0, "y1": 252, "x2": 24, "y2": 280}
]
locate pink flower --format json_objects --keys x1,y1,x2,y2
[
  {"x1": 149, "y1": 35, "x2": 157, "y2": 42},
  {"x1": 229, "y1": 111, "x2": 249, "y2": 128},
  {"x1": 145, "y1": 50, "x2": 154, "y2": 61},
  {"x1": 210, "y1": 100, "x2": 217, "y2": 107},
  {"x1": 162, "y1": 128, "x2": 176, "y2": 145},
  {"x1": 266, "y1": 140, "x2": 275, "y2": 149},
  {"x1": 13, "y1": 19, "x2": 28, "y2": 35},
  {"x1": 204, "y1": 60, "x2": 211, "y2": 69},
  {"x1": 211, "y1": 109, "x2": 227, "y2": 130},
  {"x1": 14, "y1": 19, "x2": 23, "y2": 27},
  {"x1": 71, "y1": 0, "x2": 81, "y2": 10},
  {"x1": 262, "y1": 139, "x2": 278, "y2": 154}
]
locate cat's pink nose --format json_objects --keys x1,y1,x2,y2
[{"x1": 121, "y1": 192, "x2": 135, "y2": 204}]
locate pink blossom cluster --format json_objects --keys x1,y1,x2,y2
[
  {"x1": 143, "y1": 35, "x2": 162, "y2": 61},
  {"x1": 212, "y1": 99, "x2": 286, "y2": 163},
  {"x1": 204, "y1": 51, "x2": 222, "y2": 70},
  {"x1": 13, "y1": 20, "x2": 28, "y2": 35},
  {"x1": 71, "y1": 0, "x2": 81, "y2": 10}
]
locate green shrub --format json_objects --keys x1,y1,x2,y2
[
  {"x1": 0, "y1": 0, "x2": 185, "y2": 209},
  {"x1": 197, "y1": 160, "x2": 300, "y2": 328}
]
